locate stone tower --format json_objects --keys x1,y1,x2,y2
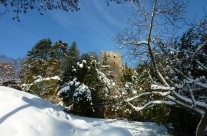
[{"x1": 100, "y1": 51, "x2": 123, "y2": 79}]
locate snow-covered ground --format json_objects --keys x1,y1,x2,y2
[
  {"x1": 71, "y1": 115, "x2": 170, "y2": 136},
  {"x1": 0, "y1": 86, "x2": 170, "y2": 136}
]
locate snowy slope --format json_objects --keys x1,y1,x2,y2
[
  {"x1": 71, "y1": 115, "x2": 170, "y2": 136},
  {"x1": 0, "y1": 86, "x2": 131, "y2": 136},
  {"x1": 0, "y1": 86, "x2": 169, "y2": 136}
]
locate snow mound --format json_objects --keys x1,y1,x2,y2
[{"x1": 0, "y1": 86, "x2": 132, "y2": 136}]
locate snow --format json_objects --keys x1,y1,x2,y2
[
  {"x1": 59, "y1": 80, "x2": 92, "y2": 102},
  {"x1": 151, "y1": 82, "x2": 175, "y2": 90},
  {"x1": 0, "y1": 86, "x2": 170, "y2": 136},
  {"x1": 77, "y1": 62, "x2": 83, "y2": 68},
  {"x1": 101, "y1": 65, "x2": 111, "y2": 68},
  {"x1": 34, "y1": 76, "x2": 60, "y2": 83},
  {"x1": 59, "y1": 78, "x2": 80, "y2": 94},
  {"x1": 59, "y1": 86, "x2": 69, "y2": 93},
  {"x1": 97, "y1": 70, "x2": 113, "y2": 88},
  {"x1": 71, "y1": 115, "x2": 170, "y2": 136},
  {"x1": 77, "y1": 60, "x2": 87, "y2": 68},
  {"x1": 73, "y1": 84, "x2": 92, "y2": 101}
]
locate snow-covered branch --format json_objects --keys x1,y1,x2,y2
[
  {"x1": 192, "y1": 40, "x2": 207, "y2": 60},
  {"x1": 171, "y1": 90, "x2": 207, "y2": 112},
  {"x1": 151, "y1": 84, "x2": 174, "y2": 90},
  {"x1": 196, "y1": 60, "x2": 207, "y2": 71},
  {"x1": 126, "y1": 90, "x2": 171, "y2": 102},
  {"x1": 126, "y1": 89, "x2": 207, "y2": 116},
  {"x1": 126, "y1": 75, "x2": 207, "y2": 113},
  {"x1": 168, "y1": 59, "x2": 207, "y2": 89},
  {"x1": 127, "y1": 100, "x2": 176, "y2": 111}
]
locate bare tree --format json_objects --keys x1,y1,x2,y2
[
  {"x1": 0, "y1": 61, "x2": 15, "y2": 81},
  {"x1": 115, "y1": 0, "x2": 207, "y2": 135},
  {"x1": 116, "y1": 0, "x2": 186, "y2": 84}
]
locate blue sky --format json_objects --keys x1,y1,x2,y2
[
  {"x1": 0, "y1": 0, "x2": 131, "y2": 58},
  {"x1": 0, "y1": 0, "x2": 206, "y2": 60}
]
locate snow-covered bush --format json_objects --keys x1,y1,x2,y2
[
  {"x1": 60, "y1": 80, "x2": 94, "y2": 116},
  {"x1": 60, "y1": 57, "x2": 106, "y2": 117}
]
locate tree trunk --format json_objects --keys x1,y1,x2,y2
[{"x1": 196, "y1": 111, "x2": 207, "y2": 136}]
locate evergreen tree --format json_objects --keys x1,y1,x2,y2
[
  {"x1": 175, "y1": 27, "x2": 207, "y2": 78},
  {"x1": 60, "y1": 52, "x2": 106, "y2": 117},
  {"x1": 121, "y1": 63, "x2": 133, "y2": 83},
  {"x1": 20, "y1": 38, "x2": 69, "y2": 104},
  {"x1": 83, "y1": 61, "x2": 105, "y2": 117},
  {"x1": 60, "y1": 59, "x2": 92, "y2": 116},
  {"x1": 51, "y1": 40, "x2": 68, "y2": 60},
  {"x1": 22, "y1": 38, "x2": 54, "y2": 81},
  {"x1": 61, "y1": 42, "x2": 80, "y2": 85},
  {"x1": 27, "y1": 38, "x2": 52, "y2": 60}
]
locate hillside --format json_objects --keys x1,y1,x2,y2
[{"x1": 0, "y1": 86, "x2": 170, "y2": 136}]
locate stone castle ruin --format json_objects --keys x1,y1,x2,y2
[{"x1": 100, "y1": 51, "x2": 123, "y2": 80}]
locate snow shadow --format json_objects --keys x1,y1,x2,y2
[
  {"x1": 0, "y1": 96, "x2": 58, "y2": 124},
  {"x1": 22, "y1": 96, "x2": 58, "y2": 110},
  {"x1": 0, "y1": 103, "x2": 30, "y2": 124}
]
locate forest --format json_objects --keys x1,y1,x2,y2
[{"x1": 0, "y1": 0, "x2": 207, "y2": 136}]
